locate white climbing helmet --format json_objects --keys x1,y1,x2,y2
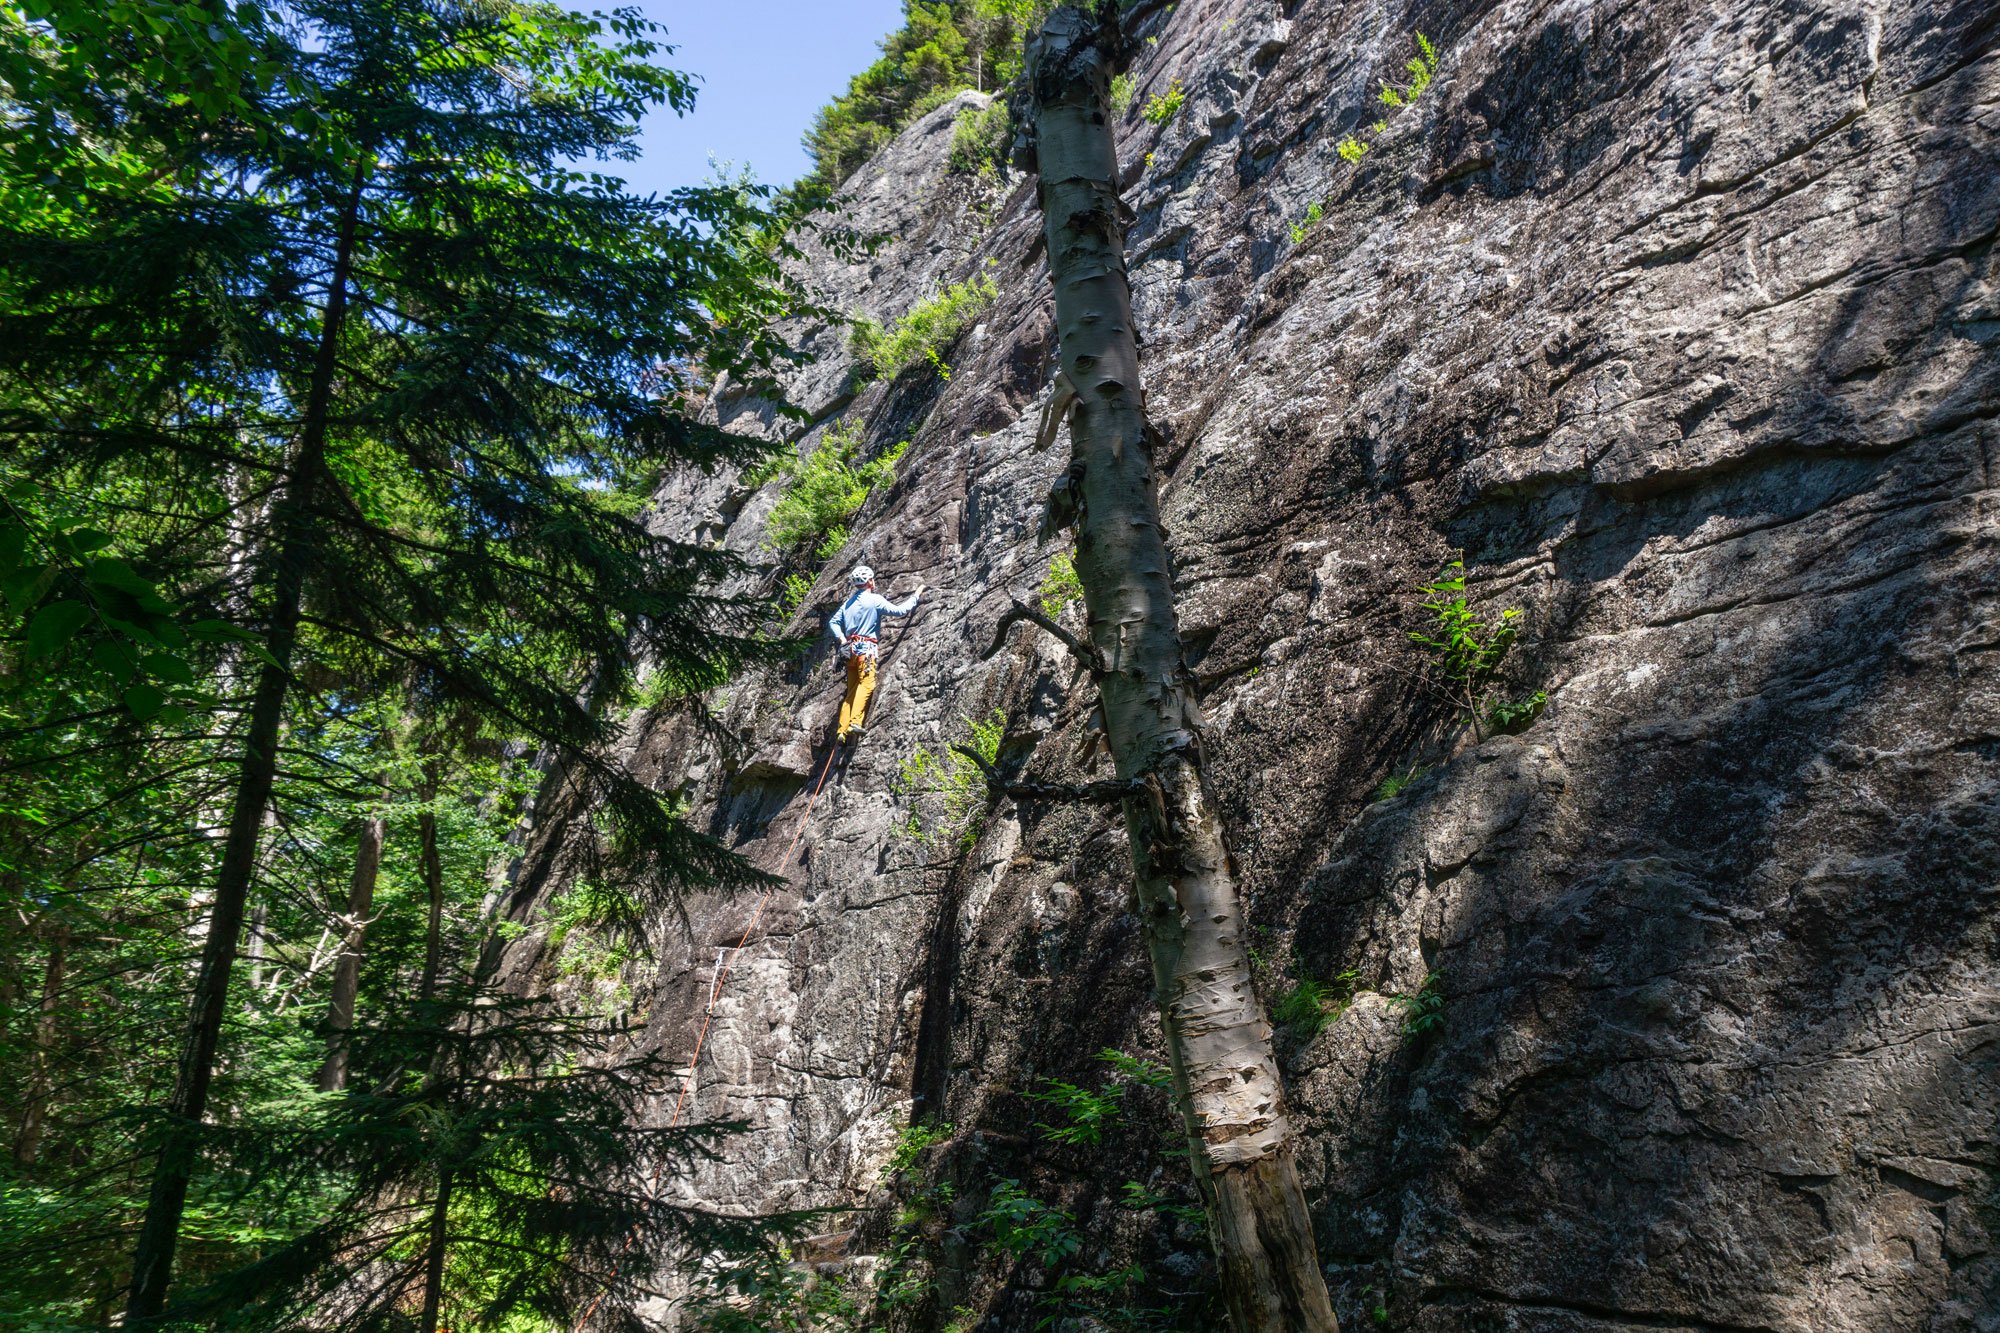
[{"x1": 849, "y1": 564, "x2": 874, "y2": 587}]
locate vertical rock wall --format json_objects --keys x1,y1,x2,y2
[{"x1": 501, "y1": 2, "x2": 2000, "y2": 1327}]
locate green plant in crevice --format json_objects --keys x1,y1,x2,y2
[
  {"x1": 1387, "y1": 970, "x2": 1445, "y2": 1037},
  {"x1": 1036, "y1": 548, "x2": 1084, "y2": 619},
  {"x1": 1486, "y1": 688, "x2": 1548, "y2": 733},
  {"x1": 1377, "y1": 32, "x2": 1440, "y2": 108},
  {"x1": 1371, "y1": 765, "x2": 1426, "y2": 801},
  {"x1": 1118, "y1": 1180, "x2": 1207, "y2": 1231},
  {"x1": 1289, "y1": 32, "x2": 1443, "y2": 243},
  {"x1": 1109, "y1": 71, "x2": 1136, "y2": 115},
  {"x1": 1288, "y1": 201, "x2": 1324, "y2": 244},
  {"x1": 1141, "y1": 78, "x2": 1185, "y2": 125},
  {"x1": 895, "y1": 709, "x2": 1006, "y2": 849},
  {"x1": 850, "y1": 264, "x2": 1000, "y2": 382},
  {"x1": 886, "y1": 1119, "x2": 955, "y2": 1182},
  {"x1": 778, "y1": 571, "x2": 815, "y2": 621},
  {"x1": 1410, "y1": 558, "x2": 1539, "y2": 740},
  {"x1": 763, "y1": 420, "x2": 907, "y2": 557},
  {"x1": 1272, "y1": 968, "x2": 1363, "y2": 1039}
]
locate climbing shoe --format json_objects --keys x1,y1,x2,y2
[{"x1": 845, "y1": 724, "x2": 864, "y2": 743}]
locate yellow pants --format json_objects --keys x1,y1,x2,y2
[{"x1": 837, "y1": 652, "x2": 877, "y2": 738}]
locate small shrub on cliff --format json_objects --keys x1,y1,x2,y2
[
  {"x1": 849, "y1": 264, "x2": 999, "y2": 381},
  {"x1": 948, "y1": 96, "x2": 1011, "y2": 175},
  {"x1": 1371, "y1": 764, "x2": 1426, "y2": 801},
  {"x1": 763, "y1": 420, "x2": 906, "y2": 556},
  {"x1": 895, "y1": 709, "x2": 1006, "y2": 848},
  {"x1": 886, "y1": 1119, "x2": 954, "y2": 1182},
  {"x1": 1037, "y1": 548, "x2": 1084, "y2": 618},
  {"x1": 1289, "y1": 201, "x2": 1324, "y2": 244},
  {"x1": 1290, "y1": 33, "x2": 1443, "y2": 243},
  {"x1": 1387, "y1": 970, "x2": 1446, "y2": 1037},
  {"x1": 1273, "y1": 968, "x2": 1363, "y2": 1038},
  {"x1": 1109, "y1": 71, "x2": 1136, "y2": 115},
  {"x1": 1410, "y1": 558, "x2": 1540, "y2": 740},
  {"x1": 1141, "y1": 78, "x2": 1185, "y2": 125}
]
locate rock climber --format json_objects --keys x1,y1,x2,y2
[{"x1": 828, "y1": 564, "x2": 923, "y2": 744}]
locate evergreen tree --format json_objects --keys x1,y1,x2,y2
[{"x1": 1, "y1": 0, "x2": 829, "y2": 1321}]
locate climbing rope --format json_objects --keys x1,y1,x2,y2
[{"x1": 572, "y1": 738, "x2": 842, "y2": 1328}]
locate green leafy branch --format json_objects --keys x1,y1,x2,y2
[
  {"x1": 1409, "y1": 558, "x2": 1542, "y2": 740},
  {"x1": 895, "y1": 709, "x2": 1006, "y2": 849}
]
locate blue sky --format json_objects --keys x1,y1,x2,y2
[{"x1": 616, "y1": 1, "x2": 907, "y2": 196}]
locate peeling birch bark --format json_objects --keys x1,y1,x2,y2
[{"x1": 1022, "y1": 10, "x2": 1339, "y2": 1331}]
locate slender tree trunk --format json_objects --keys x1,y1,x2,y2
[
  {"x1": 123, "y1": 159, "x2": 368, "y2": 1324},
  {"x1": 13, "y1": 922, "x2": 68, "y2": 1167},
  {"x1": 245, "y1": 901, "x2": 268, "y2": 993},
  {"x1": 419, "y1": 1168, "x2": 453, "y2": 1333},
  {"x1": 318, "y1": 775, "x2": 389, "y2": 1091},
  {"x1": 417, "y1": 777, "x2": 445, "y2": 1004},
  {"x1": 1023, "y1": 12, "x2": 1337, "y2": 1331}
]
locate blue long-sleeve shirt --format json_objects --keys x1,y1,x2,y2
[{"x1": 829, "y1": 588, "x2": 918, "y2": 655}]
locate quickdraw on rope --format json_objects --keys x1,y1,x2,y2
[{"x1": 572, "y1": 739, "x2": 842, "y2": 1329}]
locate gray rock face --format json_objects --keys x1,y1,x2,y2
[{"x1": 502, "y1": 2, "x2": 2000, "y2": 1328}]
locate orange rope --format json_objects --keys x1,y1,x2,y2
[{"x1": 573, "y1": 739, "x2": 841, "y2": 1329}]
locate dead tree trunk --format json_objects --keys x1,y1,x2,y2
[
  {"x1": 1021, "y1": 10, "x2": 1338, "y2": 1331},
  {"x1": 317, "y1": 776, "x2": 389, "y2": 1092}
]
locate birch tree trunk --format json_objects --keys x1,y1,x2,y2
[{"x1": 1023, "y1": 11, "x2": 1338, "y2": 1330}]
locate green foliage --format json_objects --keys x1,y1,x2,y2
[
  {"x1": 0, "y1": 0, "x2": 818, "y2": 1319},
  {"x1": 1371, "y1": 765, "x2": 1426, "y2": 801},
  {"x1": 1289, "y1": 201, "x2": 1325, "y2": 244},
  {"x1": 1410, "y1": 559, "x2": 1540, "y2": 738},
  {"x1": 1096, "y1": 1047, "x2": 1173, "y2": 1089},
  {"x1": 895, "y1": 709, "x2": 1006, "y2": 848},
  {"x1": 685, "y1": 1235, "x2": 867, "y2": 1333},
  {"x1": 780, "y1": 571, "x2": 816, "y2": 620},
  {"x1": 886, "y1": 1119, "x2": 955, "y2": 1181},
  {"x1": 1028, "y1": 1079, "x2": 1125, "y2": 1146},
  {"x1": 764, "y1": 421, "x2": 908, "y2": 556},
  {"x1": 799, "y1": 0, "x2": 1055, "y2": 193},
  {"x1": 1291, "y1": 33, "x2": 1444, "y2": 240},
  {"x1": 1141, "y1": 78, "x2": 1185, "y2": 125},
  {"x1": 1388, "y1": 970, "x2": 1446, "y2": 1037},
  {"x1": 948, "y1": 96, "x2": 1012, "y2": 175},
  {"x1": 1109, "y1": 72, "x2": 1137, "y2": 115},
  {"x1": 979, "y1": 1178, "x2": 1083, "y2": 1267},
  {"x1": 850, "y1": 265, "x2": 1000, "y2": 381},
  {"x1": 1027, "y1": 1048, "x2": 1173, "y2": 1146},
  {"x1": 1036, "y1": 549, "x2": 1085, "y2": 619},
  {"x1": 1487, "y1": 688, "x2": 1548, "y2": 733},
  {"x1": 1273, "y1": 968, "x2": 1363, "y2": 1038},
  {"x1": 1118, "y1": 1180, "x2": 1207, "y2": 1229}
]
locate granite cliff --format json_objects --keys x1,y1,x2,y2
[{"x1": 497, "y1": 1, "x2": 2000, "y2": 1327}]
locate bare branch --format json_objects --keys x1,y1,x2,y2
[
  {"x1": 950, "y1": 742, "x2": 1140, "y2": 804},
  {"x1": 981, "y1": 597, "x2": 1105, "y2": 672}
]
